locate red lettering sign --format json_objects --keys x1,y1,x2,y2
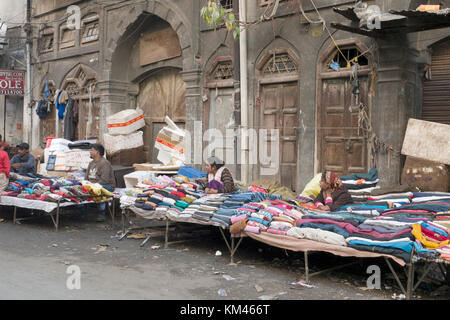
[{"x1": 0, "y1": 70, "x2": 25, "y2": 95}]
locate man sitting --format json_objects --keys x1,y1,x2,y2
[
  {"x1": 85, "y1": 144, "x2": 115, "y2": 222},
  {"x1": 10, "y1": 143, "x2": 36, "y2": 176}
]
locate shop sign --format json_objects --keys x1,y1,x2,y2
[{"x1": 0, "y1": 70, "x2": 25, "y2": 95}]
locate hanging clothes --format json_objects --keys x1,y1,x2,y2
[
  {"x1": 44, "y1": 80, "x2": 50, "y2": 101},
  {"x1": 55, "y1": 89, "x2": 69, "y2": 120},
  {"x1": 63, "y1": 98, "x2": 76, "y2": 140},
  {"x1": 36, "y1": 100, "x2": 48, "y2": 119}
]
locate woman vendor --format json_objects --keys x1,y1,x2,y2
[
  {"x1": 197, "y1": 156, "x2": 236, "y2": 194},
  {"x1": 314, "y1": 171, "x2": 353, "y2": 211}
]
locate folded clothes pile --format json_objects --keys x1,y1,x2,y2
[
  {"x1": 0, "y1": 173, "x2": 110, "y2": 204},
  {"x1": 340, "y1": 168, "x2": 380, "y2": 196},
  {"x1": 133, "y1": 184, "x2": 202, "y2": 215}
]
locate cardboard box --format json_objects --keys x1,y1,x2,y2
[
  {"x1": 106, "y1": 108, "x2": 145, "y2": 135},
  {"x1": 401, "y1": 119, "x2": 450, "y2": 165},
  {"x1": 123, "y1": 171, "x2": 156, "y2": 188},
  {"x1": 401, "y1": 156, "x2": 449, "y2": 192},
  {"x1": 104, "y1": 131, "x2": 144, "y2": 154},
  {"x1": 107, "y1": 146, "x2": 146, "y2": 166},
  {"x1": 154, "y1": 116, "x2": 186, "y2": 165}
]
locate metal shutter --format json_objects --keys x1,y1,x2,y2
[{"x1": 422, "y1": 39, "x2": 450, "y2": 125}]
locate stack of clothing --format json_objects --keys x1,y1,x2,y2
[
  {"x1": 0, "y1": 173, "x2": 105, "y2": 204},
  {"x1": 133, "y1": 184, "x2": 202, "y2": 218},
  {"x1": 340, "y1": 168, "x2": 380, "y2": 198},
  {"x1": 229, "y1": 199, "x2": 302, "y2": 236}
]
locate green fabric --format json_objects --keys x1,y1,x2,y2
[
  {"x1": 175, "y1": 201, "x2": 189, "y2": 209},
  {"x1": 340, "y1": 167, "x2": 378, "y2": 181}
]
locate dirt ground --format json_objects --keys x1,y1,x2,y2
[{"x1": 0, "y1": 206, "x2": 449, "y2": 301}]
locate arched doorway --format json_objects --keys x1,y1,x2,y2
[
  {"x1": 137, "y1": 68, "x2": 186, "y2": 163},
  {"x1": 317, "y1": 41, "x2": 372, "y2": 177}
]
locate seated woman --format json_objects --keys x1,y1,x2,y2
[
  {"x1": 313, "y1": 171, "x2": 353, "y2": 211},
  {"x1": 198, "y1": 156, "x2": 236, "y2": 194}
]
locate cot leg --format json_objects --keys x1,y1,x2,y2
[
  {"x1": 165, "y1": 219, "x2": 169, "y2": 249},
  {"x1": 304, "y1": 251, "x2": 309, "y2": 283},
  {"x1": 13, "y1": 206, "x2": 17, "y2": 224}
]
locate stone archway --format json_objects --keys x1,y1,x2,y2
[{"x1": 99, "y1": 1, "x2": 201, "y2": 164}]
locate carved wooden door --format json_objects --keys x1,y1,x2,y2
[{"x1": 319, "y1": 77, "x2": 368, "y2": 176}]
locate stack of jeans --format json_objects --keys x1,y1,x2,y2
[{"x1": 209, "y1": 192, "x2": 282, "y2": 228}]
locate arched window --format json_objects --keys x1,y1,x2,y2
[
  {"x1": 325, "y1": 47, "x2": 369, "y2": 71},
  {"x1": 262, "y1": 52, "x2": 298, "y2": 75},
  {"x1": 211, "y1": 60, "x2": 233, "y2": 80}
]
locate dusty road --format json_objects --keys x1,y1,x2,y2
[{"x1": 0, "y1": 207, "x2": 447, "y2": 301}]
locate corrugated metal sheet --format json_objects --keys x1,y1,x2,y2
[{"x1": 423, "y1": 40, "x2": 450, "y2": 125}]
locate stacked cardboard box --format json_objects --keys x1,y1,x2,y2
[{"x1": 104, "y1": 108, "x2": 146, "y2": 166}]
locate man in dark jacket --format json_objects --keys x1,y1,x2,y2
[{"x1": 10, "y1": 143, "x2": 36, "y2": 176}]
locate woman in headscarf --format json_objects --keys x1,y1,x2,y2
[
  {"x1": 313, "y1": 171, "x2": 353, "y2": 211},
  {"x1": 197, "y1": 156, "x2": 236, "y2": 194}
]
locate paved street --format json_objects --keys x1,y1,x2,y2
[{"x1": 2, "y1": 207, "x2": 446, "y2": 301}]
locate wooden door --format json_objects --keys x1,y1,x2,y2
[
  {"x1": 319, "y1": 77, "x2": 368, "y2": 176},
  {"x1": 78, "y1": 98, "x2": 100, "y2": 140},
  {"x1": 260, "y1": 82, "x2": 299, "y2": 191},
  {"x1": 137, "y1": 68, "x2": 186, "y2": 162},
  {"x1": 423, "y1": 39, "x2": 450, "y2": 124},
  {"x1": 208, "y1": 87, "x2": 236, "y2": 176}
]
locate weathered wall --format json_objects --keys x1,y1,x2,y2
[{"x1": 30, "y1": 0, "x2": 450, "y2": 191}]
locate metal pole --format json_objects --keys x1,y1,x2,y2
[{"x1": 24, "y1": 0, "x2": 33, "y2": 146}]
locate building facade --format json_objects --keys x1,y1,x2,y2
[
  {"x1": 0, "y1": 26, "x2": 26, "y2": 148},
  {"x1": 30, "y1": 0, "x2": 450, "y2": 192}
]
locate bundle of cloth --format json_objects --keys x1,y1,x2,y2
[
  {"x1": 190, "y1": 191, "x2": 282, "y2": 229},
  {"x1": 132, "y1": 183, "x2": 202, "y2": 219},
  {"x1": 340, "y1": 168, "x2": 381, "y2": 198},
  {"x1": 229, "y1": 199, "x2": 303, "y2": 236},
  {"x1": 0, "y1": 173, "x2": 111, "y2": 203}
]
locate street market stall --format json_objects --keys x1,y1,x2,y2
[{"x1": 0, "y1": 173, "x2": 117, "y2": 231}]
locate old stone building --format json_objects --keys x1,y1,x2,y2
[{"x1": 30, "y1": 0, "x2": 450, "y2": 192}]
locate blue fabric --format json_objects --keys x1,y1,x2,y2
[
  {"x1": 347, "y1": 239, "x2": 413, "y2": 253},
  {"x1": 215, "y1": 208, "x2": 237, "y2": 216},
  {"x1": 420, "y1": 222, "x2": 450, "y2": 237},
  {"x1": 412, "y1": 192, "x2": 450, "y2": 198},
  {"x1": 210, "y1": 217, "x2": 230, "y2": 228},
  {"x1": 340, "y1": 167, "x2": 378, "y2": 181},
  {"x1": 56, "y1": 90, "x2": 66, "y2": 119},
  {"x1": 339, "y1": 204, "x2": 388, "y2": 210},
  {"x1": 98, "y1": 202, "x2": 106, "y2": 212},
  {"x1": 44, "y1": 81, "x2": 50, "y2": 100}
]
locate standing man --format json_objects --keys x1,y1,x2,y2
[
  {"x1": 10, "y1": 143, "x2": 36, "y2": 176},
  {"x1": 0, "y1": 143, "x2": 10, "y2": 193},
  {"x1": 85, "y1": 144, "x2": 115, "y2": 222}
]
